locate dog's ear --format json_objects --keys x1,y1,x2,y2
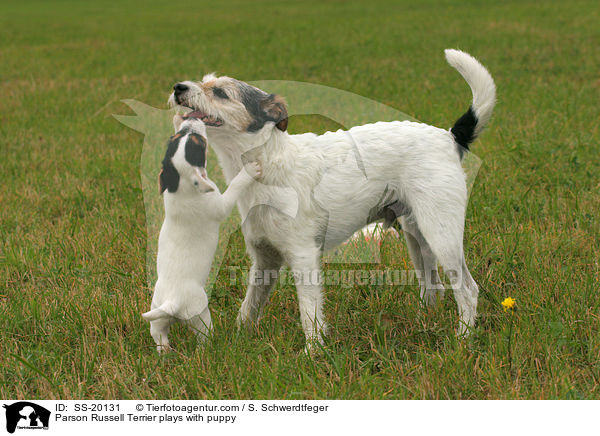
[
  {"x1": 262, "y1": 94, "x2": 288, "y2": 131},
  {"x1": 160, "y1": 136, "x2": 181, "y2": 194},
  {"x1": 184, "y1": 133, "x2": 207, "y2": 168},
  {"x1": 159, "y1": 162, "x2": 180, "y2": 194}
]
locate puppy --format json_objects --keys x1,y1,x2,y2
[
  {"x1": 142, "y1": 114, "x2": 261, "y2": 352},
  {"x1": 168, "y1": 49, "x2": 496, "y2": 349}
]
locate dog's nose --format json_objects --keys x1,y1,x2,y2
[{"x1": 173, "y1": 83, "x2": 189, "y2": 95}]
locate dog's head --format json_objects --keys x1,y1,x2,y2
[
  {"x1": 168, "y1": 74, "x2": 288, "y2": 136},
  {"x1": 159, "y1": 116, "x2": 215, "y2": 195}
]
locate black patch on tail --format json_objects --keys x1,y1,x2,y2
[{"x1": 451, "y1": 106, "x2": 478, "y2": 157}]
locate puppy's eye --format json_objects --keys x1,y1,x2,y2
[{"x1": 213, "y1": 87, "x2": 229, "y2": 100}]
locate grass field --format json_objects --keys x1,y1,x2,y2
[{"x1": 1, "y1": 0, "x2": 599, "y2": 399}]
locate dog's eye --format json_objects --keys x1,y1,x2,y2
[{"x1": 213, "y1": 87, "x2": 229, "y2": 100}]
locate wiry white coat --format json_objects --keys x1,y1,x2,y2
[{"x1": 170, "y1": 49, "x2": 496, "y2": 348}]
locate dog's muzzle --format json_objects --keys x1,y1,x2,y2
[
  {"x1": 173, "y1": 83, "x2": 189, "y2": 104},
  {"x1": 172, "y1": 82, "x2": 224, "y2": 127}
]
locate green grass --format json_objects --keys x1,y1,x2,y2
[{"x1": 1, "y1": 0, "x2": 599, "y2": 399}]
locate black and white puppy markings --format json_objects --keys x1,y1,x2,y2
[
  {"x1": 142, "y1": 115, "x2": 261, "y2": 353},
  {"x1": 159, "y1": 115, "x2": 209, "y2": 194},
  {"x1": 169, "y1": 50, "x2": 496, "y2": 350}
]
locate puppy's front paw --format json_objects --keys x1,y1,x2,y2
[{"x1": 244, "y1": 161, "x2": 262, "y2": 179}]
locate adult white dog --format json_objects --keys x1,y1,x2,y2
[{"x1": 169, "y1": 49, "x2": 496, "y2": 349}]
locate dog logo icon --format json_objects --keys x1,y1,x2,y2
[{"x1": 2, "y1": 402, "x2": 50, "y2": 433}]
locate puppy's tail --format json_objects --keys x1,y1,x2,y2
[
  {"x1": 142, "y1": 303, "x2": 172, "y2": 322},
  {"x1": 445, "y1": 49, "x2": 496, "y2": 155}
]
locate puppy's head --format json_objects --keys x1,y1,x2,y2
[
  {"x1": 159, "y1": 116, "x2": 214, "y2": 195},
  {"x1": 168, "y1": 74, "x2": 288, "y2": 135}
]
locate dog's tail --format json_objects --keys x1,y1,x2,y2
[
  {"x1": 142, "y1": 303, "x2": 172, "y2": 322},
  {"x1": 445, "y1": 49, "x2": 496, "y2": 155}
]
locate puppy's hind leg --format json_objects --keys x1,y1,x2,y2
[
  {"x1": 185, "y1": 307, "x2": 213, "y2": 344},
  {"x1": 149, "y1": 318, "x2": 174, "y2": 354},
  {"x1": 400, "y1": 216, "x2": 444, "y2": 306}
]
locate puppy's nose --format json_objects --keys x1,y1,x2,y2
[{"x1": 173, "y1": 83, "x2": 189, "y2": 95}]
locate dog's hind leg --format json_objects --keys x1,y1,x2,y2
[
  {"x1": 411, "y1": 215, "x2": 478, "y2": 335},
  {"x1": 407, "y1": 181, "x2": 478, "y2": 335},
  {"x1": 287, "y1": 245, "x2": 327, "y2": 351},
  {"x1": 455, "y1": 254, "x2": 479, "y2": 336},
  {"x1": 400, "y1": 216, "x2": 444, "y2": 306},
  {"x1": 437, "y1": 251, "x2": 479, "y2": 336},
  {"x1": 237, "y1": 238, "x2": 284, "y2": 328}
]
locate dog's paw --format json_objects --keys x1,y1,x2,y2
[
  {"x1": 303, "y1": 336, "x2": 326, "y2": 357},
  {"x1": 244, "y1": 161, "x2": 262, "y2": 179},
  {"x1": 235, "y1": 312, "x2": 244, "y2": 330},
  {"x1": 236, "y1": 311, "x2": 252, "y2": 330},
  {"x1": 156, "y1": 344, "x2": 172, "y2": 354},
  {"x1": 421, "y1": 288, "x2": 445, "y2": 307},
  {"x1": 456, "y1": 322, "x2": 473, "y2": 338}
]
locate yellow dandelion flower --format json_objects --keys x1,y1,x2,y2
[{"x1": 501, "y1": 297, "x2": 516, "y2": 312}]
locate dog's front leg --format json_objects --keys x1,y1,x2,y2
[
  {"x1": 237, "y1": 239, "x2": 283, "y2": 328},
  {"x1": 217, "y1": 162, "x2": 261, "y2": 220},
  {"x1": 289, "y1": 248, "x2": 326, "y2": 352}
]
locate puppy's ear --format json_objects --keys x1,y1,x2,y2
[
  {"x1": 160, "y1": 135, "x2": 182, "y2": 194},
  {"x1": 159, "y1": 163, "x2": 180, "y2": 194},
  {"x1": 262, "y1": 94, "x2": 288, "y2": 131},
  {"x1": 184, "y1": 133, "x2": 207, "y2": 168}
]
